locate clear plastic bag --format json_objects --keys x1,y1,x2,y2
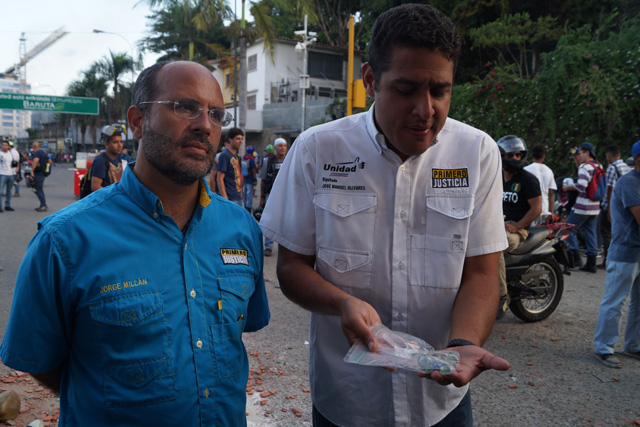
[{"x1": 343, "y1": 325, "x2": 460, "y2": 374}]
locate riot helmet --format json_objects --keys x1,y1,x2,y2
[
  {"x1": 101, "y1": 123, "x2": 127, "y2": 143},
  {"x1": 497, "y1": 135, "x2": 528, "y2": 172}
]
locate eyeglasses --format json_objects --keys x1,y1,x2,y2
[
  {"x1": 505, "y1": 152, "x2": 522, "y2": 159},
  {"x1": 103, "y1": 124, "x2": 127, "y2": 137},
  {"x1": 138, "y1": 100, "x2": 233, "y2": 127}
]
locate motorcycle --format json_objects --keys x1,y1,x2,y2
[
  {"x1": 23, "y1": 160, "x2": 35, "y2": 189},
  {"x1": 505, "y1": 222, "x2": 575, "y2": 322}
]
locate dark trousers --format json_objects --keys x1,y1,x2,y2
[
  {"x1": 312, "y1": 390, "x2": 473, "y2": 427},
  {"x1": 34, "y1": 173, "x2": 46, "y2": 207},
  {"x1": 598, "y1": 209, "x2": 611, "y2": 263}
]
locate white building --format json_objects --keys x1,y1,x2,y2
[
  {"x1": 210, "y1": 37, "x2": 364, "y2": 148},
  {"x1": 0, "y1": 74, "x2": 31, "y2": 139}
]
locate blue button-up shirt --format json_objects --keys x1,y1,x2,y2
[{"x1": 0, "y1": 163, "x2": 270, "y2": 426}]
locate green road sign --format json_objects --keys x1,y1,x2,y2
[{"x1": 0, "y1": 93, "x2": 99, "y2": 115}]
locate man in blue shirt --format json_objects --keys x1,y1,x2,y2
[
  {"x1": 0, "y1": 60, "x2": 270, "y2": 426},
  {"x1": 593, "y1": 140, "x2": 640, "y2": 368}
]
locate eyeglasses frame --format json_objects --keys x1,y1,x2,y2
[{"x1": 138, "y1": 100, "x2": 233, "y2": 127}]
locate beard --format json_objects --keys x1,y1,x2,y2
[{"x1": 141, "y1": 119, "x2": 216, "y2": 186}]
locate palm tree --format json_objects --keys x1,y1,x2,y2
[
  {"x1": 67, "y1": 70, "x2": 108, "y2": 151},
  {"x1": 140, "y1": 0, "x2": 232, "y2": 63},
  {"x1": 93, "y1": 51, "x2": 138, "y2": 123}
]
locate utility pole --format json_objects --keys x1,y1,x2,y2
[{"x1": 295, "y1": 15, "x2": 316, "y2": 133}]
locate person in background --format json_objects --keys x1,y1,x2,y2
[
  {"x1": 30, "y1": 141, "x2": 52, "y2": 212},
  {"x1": 242, "y1": 145, "x2": 258, "y2": 213},
  {"x1": 121, "y1": 147, "x2": 132, "y2": 162},
  {"x1": 524, "y1": 145, "x2": 557, "y2": 224},
  {"x1": 597, "y1": 145, "x2": 630, "y2": 269},
  {"x1": 260, "y1": 4, "x2": 509, "y2": 425},
  {"x1": 0, "y1": 140, "x2": 15, "y2": 212},
  {"x1": 593, "y1": 140, "x2": 640, "y2": 368},
  {"x1": 0, "y1": 60, "x2": 269, "y2": 426},
  {"x1": 8, "y1": 141, "x2": 20, "y2": 198},
  {"x1": 562, "y1": 142, "x2": 602, "y2": 273},
  {"x1": 90, "y1": 124, "x2": 128, "y2": 193},
  {"x1": 497, "y1": 136, "x2": 542, "y2": 319},
  {"x1": 260, "y1": 138, "x2": 288, "y2": 257},
  {"x1": 216, "y1": 128, "x2": 244, "y2": 206},
  {"x1": 258, "y1": 144, "x2": 275, "y2": 180}
]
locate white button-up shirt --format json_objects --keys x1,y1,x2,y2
[{"x1": 261, "y1": 106, "x2": 507, "y2": 426}]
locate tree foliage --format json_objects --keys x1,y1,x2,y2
[
  {"x1": 469, "y1": 13, "x2": 563, "y2": 78},
  {"x1": 450, "y1": 13, "x2": 640, "y2": 177}
]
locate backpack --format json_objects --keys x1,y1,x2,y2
[
  {"x1": 79, "y1": 154, "x2": 109, "y2": 199},
  {"x1": 585, "y1": 161, "x2": 607, "y2": 201},
  {"x1": 241, "y1": 158, "x2": 250, "y2": 177}
]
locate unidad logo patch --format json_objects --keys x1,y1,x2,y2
[
  {"x1": 323, "y1": 157, "x2": 366, "y2": 178},
  {"x1": 432, "y1": 168, "x2": 469, "y2": 188},
  {"x1": 220, "y1": 248, "x2": 249, "y2": 265}
]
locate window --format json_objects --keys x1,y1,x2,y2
[
  {"x1": 225, "y1": 73, "x2": 232, "y2": 88},
  {"x1": 247, "y1": 94, "x2": 256, "y2": 110},
  {"x1": 3, "y1": 122, "x2": 13, "y2": 127},
  {"x1": 248, "y1": 54, "x2": 257, "y2": 72},
  {"x1": 308, "y1": 52, "x2": 343, "y2": 81},
  {"x1": 3, "y1": 114, "x2": 13, "y2": 120}
]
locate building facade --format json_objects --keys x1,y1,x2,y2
[
  {"x1": 0, "y1": 74, "x2": 31, "y2": 139},
  {"x1": 210, "y1": 37, "x2": 364, "y2": 151}
]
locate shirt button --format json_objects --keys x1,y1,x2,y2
[
  {"x1": 399, "y1": 210, "x2": 405, "y2": 219},
  {"x1": 204, "y1": 388, "x2": 210, "y2": 398},
  {"x1": 196, "y1": 339, "x2": 203, "y2": 349},
  {"x1": 190, "y1": 289, "x2": 196, "y2": 298},
  {"x1": 184, "y1": 243, "x2": 188, "y2": 250},
  {"x1": 396, "y1": 313, "x2": 404, "y2": 321},
  {"x1": 398, "y1": 262, "x2": 405, "y2": 270},
  {"x1": 152, "y1": 212, "x2": 159, "y2": 218},
  {"x1": 400, "y1": 165, "x2": 405, "y2": 172}
]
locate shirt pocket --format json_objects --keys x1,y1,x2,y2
[
  {"x1": 211, "y1": 276, "x2": 252, "y2": 379},
  {"x1": 316, "y1": 245, "x2": 373, "y2": 290},
  {"x1": 313, "y1": 191, "x2": 377, "y2": 254},
  {"x1": 89, "y1": 292, "x2": 176, "y2": 407},
  {"x1": 410, "y1": 196, "x2": 473, "y2": 288}
]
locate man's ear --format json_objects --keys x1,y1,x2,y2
[
  {"x1": 362, "y1": 63, "x2": 376, "y2": 98},
  {"x1": 127, "y1": 105, "x2": 145, "y2": 140}
]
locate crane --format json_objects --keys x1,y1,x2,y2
[{"x1": 4, "y1": 26, "x2": 68, "y2": 88}]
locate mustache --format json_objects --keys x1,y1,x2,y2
[{"x1": 178, "y1": 135, "x2": 213, "y2": 151}]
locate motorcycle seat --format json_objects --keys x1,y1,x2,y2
[{"x1": 509, "y1": 226, "x2": 550, "y2": 255}]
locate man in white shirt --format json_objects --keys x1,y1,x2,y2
[
  {"x1": 260, "y1": 4, "x2": 509, "y2": 426},
  {"x1": 8, "y1": 141, "x2": 20, "y2": 197},
  {"x1": 0, "y1": 140, "x2": 15, "y2": 212},
  {"x1": 524, "y1": 145, "x2": 557, "y2": 224}
]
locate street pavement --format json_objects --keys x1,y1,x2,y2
[{"x1": 1, "y1": 165, "x2": 639, "y2": 426}]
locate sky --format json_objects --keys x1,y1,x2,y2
[{"x1": 1, "y1": 0, "x2": 167, "y2": 97}]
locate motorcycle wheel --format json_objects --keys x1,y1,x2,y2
[{"x1": 509, "y1": 256, "x2": 564, "y2": 322}]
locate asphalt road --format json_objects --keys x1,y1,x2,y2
[{"x1": 1, "y1": 166, "x2": 639, "y2": 426}]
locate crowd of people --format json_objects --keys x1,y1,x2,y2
[{"x1": 0, "y1": 3, "x2": 638, "y2": 426}]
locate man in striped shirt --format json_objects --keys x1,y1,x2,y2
[{"x1": 562, "y1": 142, "x2": 603, "y2": 273}]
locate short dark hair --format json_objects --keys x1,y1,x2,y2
[
  {"x1": 132, "y1": 61, "x2": 172, "y2": 109},
  {"x1": 227, "y1": 127, "x2": 244, "y2": 140},
  {"x1": 605, "y1": 144, "x2": 620, "y2": 157},
  {"x1": 368, "y1": 3, "x2": 461, "y2": 86},
  {"x1": 531, "y1": 145, "x2": 546, "y2": 160}
]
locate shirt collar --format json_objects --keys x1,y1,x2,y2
[
  {"x1": 365, "y1": 102, "x2": 387, "y2": 155},
  {"x1": 119, "y1": 162, "x2": 212, "y2": 221}
]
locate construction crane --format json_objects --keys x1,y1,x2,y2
[{"x1": 4, "y1": 26, "x2": 68, "y2": 87}]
